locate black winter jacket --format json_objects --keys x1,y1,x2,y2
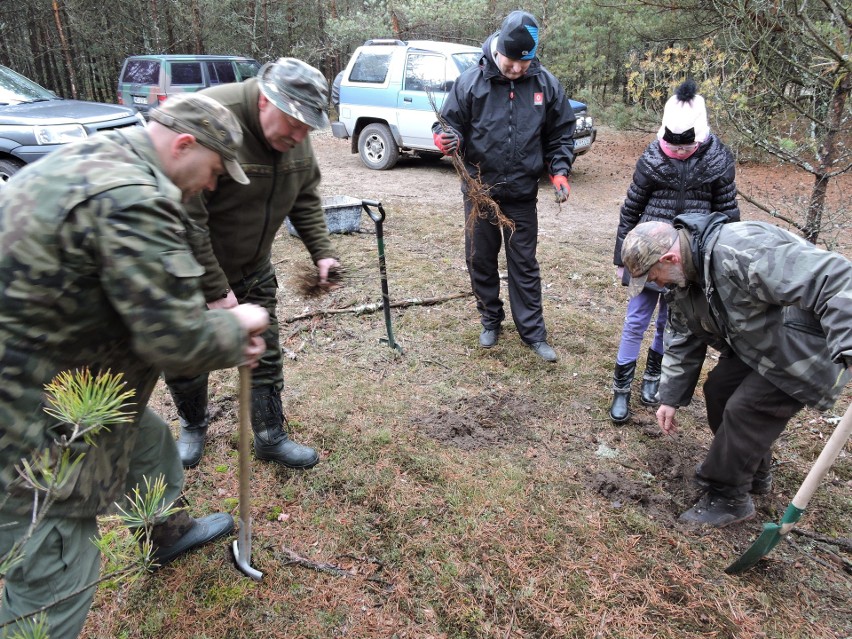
[
  {"x1": 613, "y1": 135, "x2": 739, "y2": 266},
  {"x1": 438, "y1": 34, "x2": 576, "y2": 202}
]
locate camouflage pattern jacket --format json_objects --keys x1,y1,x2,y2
[
  {"x1": 661, "y1": 213, "x2": 852, "y2": 411},
  {"x1": 0, "y1": 128, "x2": 247, "y2": 517},
  {"x1": 185, "y1": 79, "x2": 334, "y2": 301}
]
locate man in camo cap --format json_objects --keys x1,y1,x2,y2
[
  {"x1": 0, "y1": 93, "x2": 269, "y2": 637},
  {"x1": 622, "y1": 214, "x2": 852, "y2": 528},
  {"x1": 163, "y1": 57, "x2": 338, "y2": 471}
]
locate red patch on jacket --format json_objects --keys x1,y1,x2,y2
[{"x1": 533, "y1": 92, "x2": 544, "y2": 106}]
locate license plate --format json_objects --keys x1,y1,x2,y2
[
  {"x1": 574, "y1": 135, "x2": 591, "y2": 149},
  {"x1": 132, "y1": 95, "x2": 148, "y2": 105}
]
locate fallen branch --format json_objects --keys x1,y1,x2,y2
[
  {"x1": 280, "y1": 545, "x2": 352, "y2": 577},
  {"x1": 283, "y1": 291, "x2": 473, "y2": 323},
  {"x1": 791, "y1": 528, "x2": 852, "y2": 553}
]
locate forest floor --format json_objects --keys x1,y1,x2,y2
[{"x1": 81, "y1": 126, "x2": 851, "y2": 639}]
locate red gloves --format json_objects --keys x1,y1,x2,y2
[
  {"x1": 550, "y1": 174, "x2": 570, "y2": 203},
  {"x1": 433, "y1": 128, "x2": 459, "y2": 155}
]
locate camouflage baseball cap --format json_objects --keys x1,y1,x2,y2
[
  {"x1": 150, "y1": 93, "x2": 249, "y2": 185},
  {"x1": 621, "y1": 221, "x2": 678, "y2": 297},
  {"x1": 257, "y1": 58, "x2": 330, "y2": 130}
]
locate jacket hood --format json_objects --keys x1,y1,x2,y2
[
  {"x1": 480, "y1": 33, "x2": 543, "y2": 82},
  {"x1": 673, "y1": 211, "x2": 731, "y2": 286}
]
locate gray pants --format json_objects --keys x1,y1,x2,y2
[{"x1": 0, "y1": 408, "x2": 183, "y2": 638}]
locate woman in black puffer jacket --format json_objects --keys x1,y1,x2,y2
[{"x1": 608, "y1": 79, "x2": 739, "y2": 424}]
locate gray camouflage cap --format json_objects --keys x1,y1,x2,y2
[
  {"x1": 257, "y1": 58, "x2": 330, "y2": 130},
  {"x1": 150, "y1": 93, "x2": 249, "y2": 185},
  {"x1": 621, "y1": 221, "x2": 678, "y2": 297}
]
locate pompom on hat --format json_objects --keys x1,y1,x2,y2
[{"x1": 657, "y1": 79, "x2": 709, "y2": 145}]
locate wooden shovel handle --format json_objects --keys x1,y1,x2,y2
[{"x1": 791, "y1": 402, "x2": 852, "y2": 512}]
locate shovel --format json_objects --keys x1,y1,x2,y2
[
  {"x1": 725, "y1": 402, "x2": 852, "y2": 574},
  {"x1": 362, "y1": 199, "x2": 403, "y2": 353},
  {"x1": 232, "y1": 365, "x2": 263, "y2": 580}
]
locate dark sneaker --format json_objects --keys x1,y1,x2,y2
[
  {"x1": 750, "y1": 470, "x2": 773, "y2": 495},
  {"x1": 150, "y1": 512, "x2": 234, "y2": 569},
  {"x1": 529, "y1": 341, "x2": 557, "y2": 362},
  {"x1": 479, "y1": 327, "x2": 500, "y2": 348},
  {"x1": 679, "y1": 492, "x2": 755, "y2": 527}
]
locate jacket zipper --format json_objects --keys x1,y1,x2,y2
[{"x1": 252, "y1": 151, "x2": 277, "y2": 267}]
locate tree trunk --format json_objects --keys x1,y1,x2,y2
[
  {"x1": 802, "y1": 73, "x2": 850, "y2": 244},
  {"x1": 52, "y1": 0, "x2": 78, "y2": 98}
]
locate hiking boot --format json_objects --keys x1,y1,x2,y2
[
  {"x1": 679, "y1": 491, "x2": 755, "y2": 527},
  {"x1": 479, "y1": 327, "x2": 500, "y2": 348},
  {"x1": 750, "y1": 470, "x2": 773, "y2": 495},
  {"x1": 529, "y1": 341, "x2": 558, "y2": 362},
  {"x1": 148, "y1": 507, "x2": 234, "y2": 569},
  {"x1": 252, "y1": 386, "x2": 319, "y2": 469},
  {"x1": 609, "y1": 360, "x2": 636, "y2": 424},
  {"x1": 639, "y1": 349, "x2": 662, "y2": 406}
]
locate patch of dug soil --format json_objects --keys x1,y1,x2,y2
[
  {"x1": 587, "y1": 470, "x2": 676, "y2": 524},
  {"x1": 413, "y1": 391, "x2": 543, "y2": 451}
]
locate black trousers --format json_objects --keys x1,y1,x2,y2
[
  {"x1": 464, "y1": 197, "x2": 546, "y2": 344},
  {"x1": 700, "y1": 354, "x2": 804, "y2": 497}
]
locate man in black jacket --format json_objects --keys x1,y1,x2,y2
[{"x1": 434, "y1": 11, "x2": 576, "y2": 362}]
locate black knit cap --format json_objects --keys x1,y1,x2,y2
[{"x1": 495, "y1": 11, "x2": 540, "y2": 61}]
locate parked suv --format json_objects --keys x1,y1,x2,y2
[
  {"x1": 0, "y1": 64, "x2": 143, "y2": 185},
  {"x1": 332, "y1": 39, "x2": 596, "y2": 170},
  {"x1": 117, "y1": 54, "x2": 261, "y2": 116}
]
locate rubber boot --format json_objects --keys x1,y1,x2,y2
[
  {"x1": 609, "y1": 361, "x2": 637, "y2": 424},
  {"x1": 169, "y1": 381, "x2": 209, "y2": 469},
  {"x1": 639, "y1": 349, "x2": 663, "y2": 406},
  {"x1": 145, "y1": 498, "x2": 234, "y2": 569},
  {"x1": 251, "y1": 386, "x2": 319, "y2": 469}
]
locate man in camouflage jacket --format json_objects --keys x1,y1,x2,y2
[
  {"x1": 0, "y1": 94, "x2": 268, "y2": 638},
  {"x1": 621, "y1": 213, "x2": 852, "y2": 527},
  {"x1": 164, "y1": 58, "x2": 338, "y2": 471}
]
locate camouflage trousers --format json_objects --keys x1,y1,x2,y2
[
  {"x1": 0, "y1": 408, "x2": 183, "y2": 639},
  {"x1": 165, "y1": 260, "x2": 284, "y2": 394}
]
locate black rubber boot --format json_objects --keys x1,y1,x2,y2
[
  {"x1": 146, "y1": 499, "x2": 234, "y2": 569},
  {"x1": 609, "y1": 361, "x2": 636, "y2": 424},
  {"x1": 639, "y1": 349, "x2": 663, "y2": 406},
  {"x1": 168, "y1": 381, "x2": 209, "y2": 469},
  {"x1": 251, "y1": 387, "x2": 319, "y2": 469}
]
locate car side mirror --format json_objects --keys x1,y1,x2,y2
[{"x1": 442, "y1": 80, "x2": 454, "y2": 92}]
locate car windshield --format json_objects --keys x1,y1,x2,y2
[
  {"x1": 452, "y1": 52, "x2": 480, "y2": 74},
  {"x1": 0, "y1": 65, "x2": 58, "y2": 105}
]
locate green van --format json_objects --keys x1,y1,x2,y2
[{"x1": 117, "y1": 54, "x2": 261, "y2": 116}]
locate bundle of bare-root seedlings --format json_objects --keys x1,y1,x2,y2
[
  {"x1": 291, "y1": 263, "x2": 348, "y2": 298},
  {"x1": 430, "y1": 100, "x2": 515, "y2": 239}
]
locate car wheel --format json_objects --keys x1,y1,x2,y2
[
  {"x1": 358, "y1": 123, "x2": 399, "y2": 170},
  {"x1": 0, "y1": 157, "x2": 25, "y2": 186}
]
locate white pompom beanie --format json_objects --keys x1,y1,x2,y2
[{"x1": 657, "y1": 79, "x2": 709, "y2": 144}]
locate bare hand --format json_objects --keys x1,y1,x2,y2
[
  {"x1": 316, "y1": 257, "x2": 341, "y2": 283},
  {"x1": 657, "y1": 404, "x2": 678, "y2": 435},
  {"x1": 616, "y1": 266, "x2": 625, "y2": 281},
  {"x1": 208, "y1": 289, "x2": 238, "y2": 310},
  {"x1": 242, "y1": 335, "x2": 266, "y2": 368},
  {"x1": 228, "y1": 303, "x2": 269, "y2": 336}
]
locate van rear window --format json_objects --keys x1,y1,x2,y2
[
  {"x1": 171, "y1": 63, "x2": 203, "y2": 85},
  {"x1": 122, "y1": 60, "x2": 160, "y2": 84},
  {"x1": 349, "y1": 51, "x2": 392, "y2": 84}
]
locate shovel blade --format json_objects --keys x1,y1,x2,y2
[
  {"x1": 725, "y1": 503, "x2": 804, "y2": 574},
  {"x1": 232, "y1": 538, "x2": 263, "y2": 581},
  {"x1": 724, "y1": 523, "x2": 784, "y2": 574}
]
